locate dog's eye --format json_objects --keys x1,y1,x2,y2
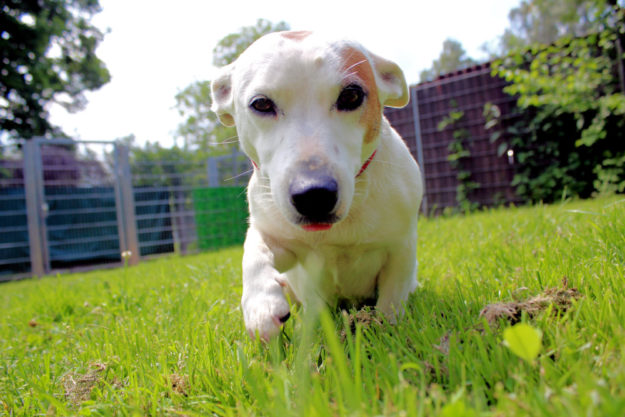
[
  {"x1": 336, "y1": 84, "x2": 365, "y2": 111},
  {"x1": 250, "y1": 96, "x2": 277, "y2": 116}
]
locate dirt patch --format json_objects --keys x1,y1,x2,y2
[
  {"x1": 169, "y1": 373, "x2": 189, "y2": 397},
  {"x1": 340, "y1": 308, "x2": 383, "y2": 341},
  {"x1": 433, "y1": 278, "x2": 582, "y2": 360},
  {"x1": 479, "y1": 277, "x2": 581, "y2": 327},
  {"x1": 63, "y1": 362, "x2": 107, "y2": 405}
]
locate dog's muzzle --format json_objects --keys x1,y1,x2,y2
[{"x1": 289, "y1": 169, "x2": 339, "y2": 230}]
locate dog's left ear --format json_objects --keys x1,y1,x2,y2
[
  {"x1": 370, "y1": 53, "x2": 409, "y2": 108},
  {"x1": 211, "y1": 64, "x2": 236, "y2": 127}
]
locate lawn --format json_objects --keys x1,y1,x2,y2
[{"x1": 1, "y1": 196, "x2": 624, "y2": 416}]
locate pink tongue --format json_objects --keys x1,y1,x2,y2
[{"x1": 302, "y1": 223, "x2": 333, "y2": 232}]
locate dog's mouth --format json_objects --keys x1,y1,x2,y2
[
  {"x1": 298, "y1": 214, "x2": 340, "y2": 232},
  {"x1": 302, "y1": 223, "x2": 334, "y2": 232}
]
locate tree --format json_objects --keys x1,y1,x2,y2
[
  {"x1": 174, "y1": 80, "x2": 240, "y2": 153},
  {"x1": 174, "y1": 80, "x2": 216, "y2": 152},
  {"x1": 419, "y1": 39, "x2": 477, "y2": 82},
  {"x1": 486, "y1": 0, "x2": 621, "y2": 56},
  {"x1": 212, "y1": 18, "x2": 289, "y2": 67},
  {"x1": 174, "y1": 19, "x2": 289, "y2": 151},
  {"x1": 0, "y1": 0, "x2": 110, "y2": 139}
]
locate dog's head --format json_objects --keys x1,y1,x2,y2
[{"x1": 211, "y1": 31, "x2": 408, "y2": 231}]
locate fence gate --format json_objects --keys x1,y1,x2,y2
[
  {"x1": 1, "y1": 139, "x2": 252, "y2": 280},
  {"x1": 0, "y1": 141, "x2": 29, "y2": 277},
  {"x1": 0, "y1": 138, "x2": 138, "y2": 279}
]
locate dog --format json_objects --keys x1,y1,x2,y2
[{"x1": 211, "y1": 31, "x2": 423, "y2": 340}]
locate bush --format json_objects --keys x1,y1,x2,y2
[{"x1": 491, "y1": 7, "x2": 625, "y2": 202}]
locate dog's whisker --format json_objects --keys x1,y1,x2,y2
[
  {"x1": 224, "y1": 168, "x2": 254, "y2": 183},
  {"x1": 341, "y1": 59, "x2": 367, "y2": 79},
  {"x1": 368, "y1": 158, "x2": 404, "y2": 169},
  {"x1": 206, "y1": 139, "x2": 240, "y2": 146},
  {"x1": 341, "y1": 70, "x2": 360, "y2": 79},
  {"x1": 208, "y1": 135, "x2": 240, "y2": 146}
]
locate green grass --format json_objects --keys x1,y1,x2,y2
[{"x1": 2, "y1": 196, "x2": 625, "y2": 416}]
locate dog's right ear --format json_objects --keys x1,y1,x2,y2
[{"x1": 211, "y1": 64, "x2": 236, "y2": 127}]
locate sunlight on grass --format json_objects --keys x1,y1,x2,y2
[{"x1": 1, "y1": 196, "x2": 624, "y2": 416}]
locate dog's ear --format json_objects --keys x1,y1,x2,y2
[
  {"x1": 370, "y1": 53, "x2": 409, "y2": 108},
  {"x1": 211, "y1": 64, "x2": 236, "y2": 127}
]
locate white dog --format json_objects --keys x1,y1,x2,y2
[{"x1": 211, "y1": 31, "x2": 423, "y2": 340}]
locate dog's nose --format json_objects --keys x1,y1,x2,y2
[{"x1": 289, "y1": 174, "x2": 338, "y2": 221}]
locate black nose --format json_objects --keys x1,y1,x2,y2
[{"x1": 289, "y1": 174, "x2": 338, "y2": 222}]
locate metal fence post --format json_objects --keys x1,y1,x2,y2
[
  {"x1": 410, "y1": 87, "x2": 428, "y2": 214},
  {"x1": 207, "y1": 157, "x2": 219, "y2": 187},
  {"x1": 23, "y1": 140, "x2": 48, "y2": 276},
  {"x1": 114, "y1": 143, "x2": 139, "y2": 265}
]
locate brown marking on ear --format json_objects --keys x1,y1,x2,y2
[
  {"x1": 339, "y1": 47, "x2": 382, "y2": 144},
  {"x1": 280, "y1": 31, "x2": 312, "y2": 41}
]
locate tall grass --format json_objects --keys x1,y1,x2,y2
[{"x1": 1, "y1": 196, "x2": 624, "y2": 416}]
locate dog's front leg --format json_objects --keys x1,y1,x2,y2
[
  {"x1": 241, "y1": 225, "x2": 294, "y2": 340},
  {"x1": 375, "y1": 235, "x2": 419, "y2": 322}
]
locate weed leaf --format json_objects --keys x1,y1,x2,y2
[{"x1": 503, "y1": 323, "x2": 542, "y2": 363}]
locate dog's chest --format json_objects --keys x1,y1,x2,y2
[{"x1": 290, "y1": 245, "x2": 387, "y2": 304}]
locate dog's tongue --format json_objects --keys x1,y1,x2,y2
[{"x1": 302, "y1": 223, "x2": 333, "y2": 232}]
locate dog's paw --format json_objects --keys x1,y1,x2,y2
[{"x1": 242, "y1": 293, "x2": 291, "y2": 341}]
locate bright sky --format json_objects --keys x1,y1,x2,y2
[{"x1": 48, "y1": 0, "x2": 520, "y2": 148}]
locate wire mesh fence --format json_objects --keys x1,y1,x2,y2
[
  {"x1": 385, "y1": 63, "x2": 522, "y2": 214},
  {"x1": 0, "y1": 139, "x2": 252, "y2": 280},
  {"x1": 130, "y1": 148, "x2": 252, "y2": 257},
  {"x1": 0, "y1": 142, "x2": 30, "y2": 277},
  {"x1": 41, "y1": 141, "x2": 122, "y2": 271}
]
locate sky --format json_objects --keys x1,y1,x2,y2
[{"x1": 48, "y1": 0, "x2": 521, "y2": 148}]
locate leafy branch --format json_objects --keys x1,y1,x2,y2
[
  {"x1": 489, "y1": 5, "x2": 625, "y2": 200},
  {"x1": 438, "y1": 102, "x2": 480, "y2": 212}
]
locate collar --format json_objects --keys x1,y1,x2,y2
[
  {"x1": 356, "y1": 149, "x2": 377, "y2": 177},
  {"x1": 250, "y1": 149, "x2": 377, "y2": 178}
]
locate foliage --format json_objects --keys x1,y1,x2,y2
[
  {"x1": 490, "y1": 2, "x2": 625, "y2": 202},
  {"x1": 212, "y1": 18, "x2": 289, "y2": 68},
  {"x1": 174, "y1": 80, "x2": 237, "y2": 152},
  {"x1": 0, "y1": 0, "x2": 110, "y2": 139},
  {"x1": 438, "y1": 102, "x2": 480, "y2": 212},
  {"x1": 420, "y1": 38, "x2": 477, "y2": 82},
  {"x1": 111, "y1": 134, "x2": 249, "y2": 200},
  {"x1": 174, "y1": 19, "x2": 289, "y2": 151},
  {"x1": 129, "y1": 140, "x2": 205, "y2": 188},
  {"x1": 2, "y1": 196, "x2": 625, "y2": 415},
  {"x1": 496, "y1": 33, "x2": 625, "y2": 147},
  {"x1": 486, "y1": 0, "x2": 618, "y2": 57}
]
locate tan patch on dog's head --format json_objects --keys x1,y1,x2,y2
[
  {"x1": 339, "y1": 47, "x2": 381, "y2": 144},
  {"x1": 280, "y1": 31, "x2": 312, "y2": 41}
]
